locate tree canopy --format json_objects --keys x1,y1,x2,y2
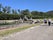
[{"x1": 0, "y1": 4, "x2": 53, "y2": 20}]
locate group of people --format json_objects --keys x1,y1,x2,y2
[{"x1": 44, "y1": 18, "x2": 51, "y2": 26}]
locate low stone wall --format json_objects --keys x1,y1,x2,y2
[{"x1": 0, "y1": 20, "x2": 18, "y2": 23}]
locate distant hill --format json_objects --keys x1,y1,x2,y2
[{"x1": 47, "y1": 10, "x2": 53, "y2": 14}]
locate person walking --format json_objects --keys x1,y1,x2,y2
[{"x1": 48, "y1": 19, "x2": 51, "y2": 26}]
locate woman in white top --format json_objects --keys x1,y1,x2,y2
[{"x1": 44, "y1": 18, "x2": 47, "y2": 24}]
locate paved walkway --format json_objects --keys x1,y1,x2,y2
[{"x1": 1, "y1": 24, "x2": 53, "y2": 40}]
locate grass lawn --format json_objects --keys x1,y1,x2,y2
[{"x1": 0, "y1": 23, "x2": 40, "y2": 37}]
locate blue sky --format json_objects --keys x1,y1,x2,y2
[{"x1": 0, "y1": 0, "x2": 53, "y2": 12}]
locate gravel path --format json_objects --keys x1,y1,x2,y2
[{"x1": 0, "y1": 24, "x2": 53, "y2": 40}]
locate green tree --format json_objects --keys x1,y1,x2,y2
[
  {"x1": 18, "y1": 9, "x2": 21, "y2": 14},
  {"x1": 2, "y1": 6, "x2": 7, "y2": 13},
  {"x1": 0, "y1": 4, "x2": 2, "y2": 11},
  {"x1": 7, "y1": 6, "x2": 11, "y2": 13},
  {"x1": 0, "y1": 4, "x2": 2, "y2": 14},
  {"x1": 31, "y1": 11, "x2": 39, "y2": 15},
  {"x1": 21, "y1": 9, "x2": 30, "y2": 15},
  {"x1": 12, "y1": 9, "x2": 17, "y2": 14}
]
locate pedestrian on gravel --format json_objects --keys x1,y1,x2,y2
[{"x1": 48, "y1": 19, "x2": 51, "y2": 26}]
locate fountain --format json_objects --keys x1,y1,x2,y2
[
  {"x1": 19, "y1": 18, "x2": 23, "y2": 23},
  {"x1": 24, "y1": 15, "x2": 28, "y2": 21}
]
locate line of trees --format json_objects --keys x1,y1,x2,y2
[{"x1": 0, "y1": 4, "x2": 53, "y2": 20}]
